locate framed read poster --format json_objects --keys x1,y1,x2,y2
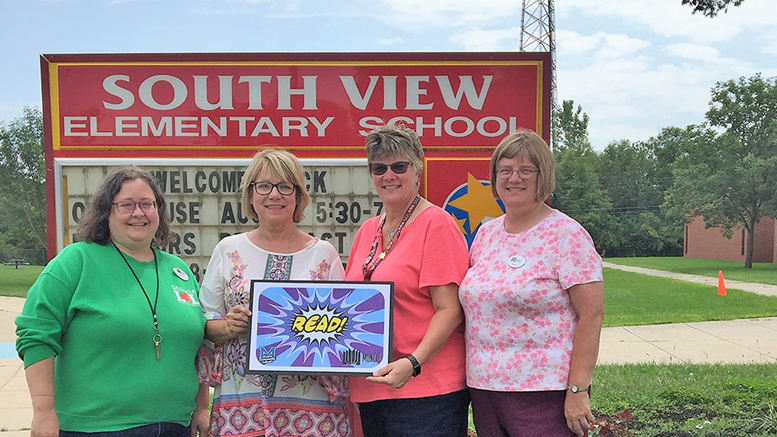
[{"x1": 247, "y1": 280, "x2": 393, "y2": 375}]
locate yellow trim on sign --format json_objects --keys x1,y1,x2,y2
[
  {"x1": 536, "y1": 62, "x2": 544, "y2": 136},
  {"x1": 50, "y1": 62, "x2": 62, "y2": 151}
]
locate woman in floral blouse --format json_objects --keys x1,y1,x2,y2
[
  {"x1": 458, "y1": 129, "x2": 604, "y2": 437},
  {"x1": 197, "y1": 149, "x2": 352, "y2": 437}
]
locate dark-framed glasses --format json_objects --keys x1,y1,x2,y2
[
  {"x1": 250, "y1": 181, "x2": 296, "y2": 196},
  {"x1": 369, "y1": 161, "x2": 412, "y2": 176},
  {"x1": 497, "y1": 167, "x2": 540, "y2": 179},
  {"x1": 112, "y1": 200, "x2": 157, "y2": 214}
]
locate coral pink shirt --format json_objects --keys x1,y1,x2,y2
[
  {"x1": 459, "y1": 210, "x2": 602, "y2": 392},
  {"x1": 345, "y1": 205, "x2": 469, "y2": 403}
]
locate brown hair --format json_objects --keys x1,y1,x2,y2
[{"x1": 77, "y1": 165, "x2": 171, "y2": 247}]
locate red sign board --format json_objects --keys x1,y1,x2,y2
[
  {"x1": 42, "y1": 52, "x2": 550, "y2": 158},
  {"x1": 41, "y1": 53, "x2": 551, "y2": 264}
]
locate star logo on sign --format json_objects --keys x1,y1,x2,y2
[{"x1": 447, "y1": 172, "x2": 504, "y2": 233}]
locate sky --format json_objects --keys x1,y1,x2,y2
[{"x1": 2, "y1": 0, "x2": 777, "y2": 151}]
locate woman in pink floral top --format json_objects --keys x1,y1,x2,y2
[{"x1": 458, "y1": 130, "x2": 604, "y2": 437}]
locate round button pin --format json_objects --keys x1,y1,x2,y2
[
  {"x1": 508, "y1": 255, "x2": 526, "y2": 269},
  {"x1": 173, "y1": 267, "x2": 189, "y2": 281}
]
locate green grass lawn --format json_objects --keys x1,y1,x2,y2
[
  {"x1": 602, "y1": 268, "x2": 777, "y2": 327},
  {"x1": 591, "y1": 363, "x2": 777, "y2": 437},
  {"x1": 469, "y1": 363, "x2": 777, "y2": 436},
  {"x1": 0, "y1": 265, "x2": 43, "y2": 298},
  {"x1": 606, "y1": 256, "x2": 777, "y2": 286}
]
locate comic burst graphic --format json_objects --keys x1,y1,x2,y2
[{"x1": 255, "y1": 286, "x2": 386, "y2": 369}]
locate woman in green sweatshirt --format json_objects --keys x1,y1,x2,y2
[{"x1": 15, "y1": 165, "x2": 208, "y2": 437}]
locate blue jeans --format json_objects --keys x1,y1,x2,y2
[
  {"x1": 60, "y1": 422, "x2": 190, "y2": 437},
  {"x1": 358, "y1": 389, "x2": 470, "y2": 437}
]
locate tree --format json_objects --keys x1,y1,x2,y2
[
  {"x1": 0, "y1": 106, "x2": 47, "y2": 264},
  {"x1": 549, "y1": 101, "x2": 615, "y2": 253},
  {"x1": 551, "y1": 142, "x2": 616, "y2": 254},
  {"x1": 550, "y1": 100, "x2": 616, "y2": 253},
  {"x1": 551, "y1": 100, "x2": 590, "y2": 162},
  {"x1": 664, "y1": 74, "x2": 777, "y2": 268},
  {"x1": 597, "y1": 139, "x2": 682, "y2": 257},
  {"x1": 645, "y1": 126, "x2": 691, "y2": 194},
  {"x1": 681, "y1": 0, "x2": 745, "y2": 17}
]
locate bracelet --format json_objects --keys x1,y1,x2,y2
[
  {"x1": 32, "y1": 395, "x2": 55, "y2": 401},
  {"x1": 406, "y1": 354, "x2": 421, "y2": 377},
  {"x1": 567, "y1": 385, "x2": 590, "y2": 394}
]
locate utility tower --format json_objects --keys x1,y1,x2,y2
[{"x1": 520, "y1": 0, "x2": 556, "y2": 112}]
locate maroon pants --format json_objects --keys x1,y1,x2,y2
[{"x1": 470, "y1": 388, "x2": 582, "y2": 437}]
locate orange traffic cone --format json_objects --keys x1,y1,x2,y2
[{"x1": 718, "y1": 271, "x2": 727, "y2": 296}]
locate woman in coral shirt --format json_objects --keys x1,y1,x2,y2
[{"x1": 345, "y1": 124, "x2": 470, "y2": 437}]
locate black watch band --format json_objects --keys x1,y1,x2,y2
[{"x1": 406, "y1": 354, "x2": 421, "y2": 377}]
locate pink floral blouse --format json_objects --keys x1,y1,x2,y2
[{"x1": 458, "y1": 210, "x2": 602, "y2": 391}]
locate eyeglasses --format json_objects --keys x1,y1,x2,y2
[
  {"x1": 497, "y1": 167, "x2": 540, "y2": 179},
  {"x1": 112, "y1": 200, "x2": 157, "y2": 215},
  {"x1": 369, "y1": 161, "x2": 412, "y2": 176},
  {"x1": 250, "y1": 181, "x2": 296, "y2": 196}
]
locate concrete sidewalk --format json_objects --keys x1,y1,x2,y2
[
  {"x1": 2, "y1": 266, "x2": 777, "y2": 435},
  {"x1": 0, "y1": 297, "x2": 28, "y2": 437},
  {"x1": 597, "y1": 317, "x2": 777, "y2": 364}
]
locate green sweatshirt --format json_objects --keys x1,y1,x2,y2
[{"x1": 16, "y1": 242, "x2": 206, "y2": 432}]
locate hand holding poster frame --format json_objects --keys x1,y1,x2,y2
[{"x1": 247, "y1": 280, "x2": 393, "y2": 375}]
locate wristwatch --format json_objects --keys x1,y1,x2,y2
[
  {"x1": 406, "y1": 354, "x2": 421, "y2": 377},
  {"x1": 568, "y1": 385, "x2": 589, "y2": 393}
]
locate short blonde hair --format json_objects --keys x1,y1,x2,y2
[
  {"x1": 364, "y1": 124, "x2": 424, "y2": 176},
  {"x1": 241, "y1": 149, "x2": 310, "y2": 223},
  {"x1": 490, "y1": 129, "x2": 556, "y2": 202}
]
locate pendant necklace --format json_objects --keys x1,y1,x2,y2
[
  {"x1": 256, "y1": 225, "x2": 296, "y2": 253},
  {"x1": 362, "y1": 194, "x2": 420, "y2": 280},
  {"x1": 113, "y1": 242, "x2": 162, "y2": 360}
]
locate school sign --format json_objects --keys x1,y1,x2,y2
[{"x1": 42, "y1": 52, "x2": 551, "y2": 278}]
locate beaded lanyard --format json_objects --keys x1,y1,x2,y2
[{"x1": 362, "y1": 194, "x2": 420, "y2": 280}]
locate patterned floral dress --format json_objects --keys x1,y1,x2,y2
[{"x1": 197, "y1": 234, "x2": 350, "y2": 437}]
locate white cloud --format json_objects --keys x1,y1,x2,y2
[
  {"x1": 556, "y1": 30, "x2": 600, "y2": 55},
  {"x1": 369, "y1": 0, "x2": 520, "y2": 29},
  {"x1": 557, "y1": 30, "x2": 651, "y2": 61},
  {"x1": 560, "y1": 0, "x2": 741, "y2": 43},
  {"x1": 661, "y1": 43, "x2": 745, "y2": 70},
  {"x1": 377, "y1": 37, "x2": 404, "y2": 46},
  {"x1": 449, "y1": 27, "x2": 521, "y2": 51}
]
